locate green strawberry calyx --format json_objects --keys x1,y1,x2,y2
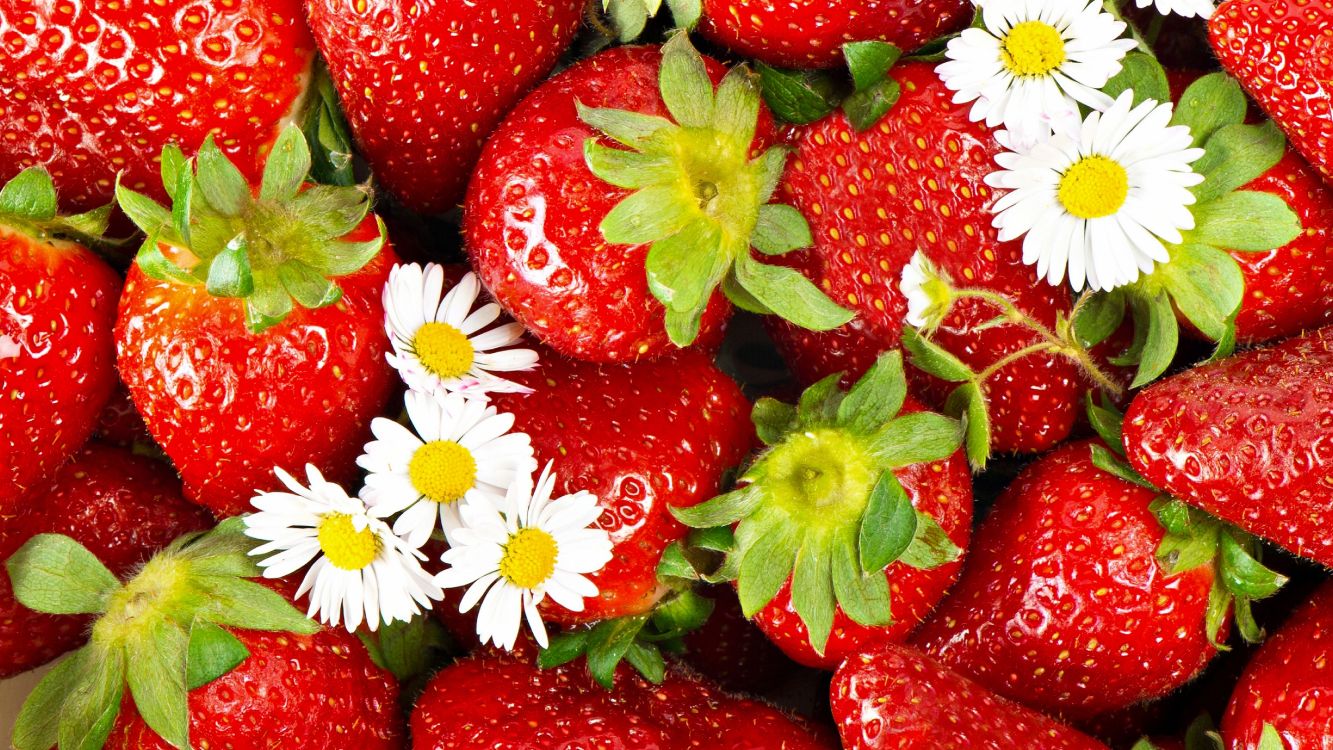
[
  {"x1": 1085, "y1": 396, "x2": 1288, "y2": 649},
  {"x1": 0, "y1": 167, "x2": 113, "y2": 249},
  {"x1": 115, "y1": 125, "x2": 386, "y2": 333},
  {"x1": 7, "y1": 519, "x2": 318, "y2": 750},
  {"x1": 582, "y1": 32, "x2": 854, "y2": 347},
  {"x1": 601, "y1": 0, "x2": 700, "y2": 42},
  {"x1": 670, "y1": 351, "x2": 964, "y2": 654},
  {"x1": 756, "y1": 41, "x2": 905, "y2": 131}
]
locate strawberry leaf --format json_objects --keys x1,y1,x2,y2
[
  {"x1": 843, "y1": 77, "x2": 901, "y2": 132},
  {"x1": 584, "y1": 141, "x2": 675, "y2": 189},
  {"x1": 195, "y1": 577, "x2": 319, "y2": 634},
  {"x1": 187, "y1": 621, "x2": 250, "y2": 690},
  {"x1": 1171, "y1": 73, "x2": 1248, "y2": 148},
  {"x1": 300, "y1": 64, "x2": 356, "y2": 188},
  {"x1": 1155, "y1": 243, "x2": 1243, "y2": 343},
  {"x1": 797, "y1": 372, "x2": 845, "y2": 427},
  {"x1": 755, "y1": 64, "x2": 840, "y2": 126},
  {"x1": 355, "y1": 615, "x2": 451, "y2": 683},
  {"x1": 946, "y1": 382, "x2": 991, "y2": 471},
  {"x1": 538, "y1": 630, "x2": 591, "y2": 670},
  {"x1": 1127, "y1": 289, "x2": 1179, "y2": 388},
  {"x1": 1218, "y1": 531, "x2": 1287, "y2": 600},
  {"x1": 605, "y1": 0, "x2": 649, "y2": 42},
  {"x1": 59, "y1": 647, "x2": 125, "y2": 750},
  {"x1": 1084, "y1": 395, "x2": 1127, "y2": 455},
  {"x1": 866, "y1": 412, "x2": 963, "y2": 468},
  {"x1": 671, "y1": 484, "x2": 763, "y2": 528},
  {"x1": 1190, "y1": 191, "x2": 1302, "y2": 252},
  {"x1": 659, "y1": 32, "x2": 715, "y2": 129},
  {"x1": 664, "y1": 0, "x2": 700, "y2": 27},
  {"x1": 1101, "y1": 52, "x2": 1169, "y2": 106},
  {"x1": 12, "y1": 648, "x2": 88, "y2": 750},
  {"x1": 897, "y1": 512, "x2": 961, "y2": 569},
  {"x1": 1089, "y1": 444, "x2": 1159, "y2": 491},
  {"x1": 7, "y1": 534, "x2": 121, "y2": 615},
  {"x1": 752, "y1": 397, "x2": 798, "y2": 445},
  {"x1": 831, "y1": 530, "x2": 892, "y2": 627},
  {"x1": 844, "y1": 41, "x2": 901, "y2": 92},
  {"x1": 790, "y1": 533, "x2": 836, "y2": 653},
  {"x1": 858, "y1": 471, "x2": 916, "y2": 573},
  {"x1": 1192, "y1": 122, "x2": 1286, "y2": 204},
  {"x1": 259, "y1": 125, "x2": 311, "y2": 204},
  {"x1": 623, "y1": 641, "x2": 666, "y2": 683},
  {"x1": 195, "y1": 135, "x2": 252, "y2": 217},
  {"x1": 733, "y1": 253, "x2": 855, "y2": 331},
  {"x1": 752, "y1": 203, "x2": 814, "y2": 256},
  {"x1": 737, "y1": 521, "x2": 799, "y2": 617},
  {"x1": 127, "y1": 618, "x2": 190, "y2": 749},
  {"x1": 0, "y1": 167, "x2": 58, "y2": 222},
  {"x1": 206, "y1": 236, "x2": 257, "y2": 298},
  {"x1": 1071, "y1": 289, "x2": 1126, "y2": 348},
  {"x1": 837, "y1": 351, "x2": 907, "y2": 435},
  {"x1": 902, "y1": 327, "x2": 975, "y2": 382},
  {"x1": 586, "y1": 615, "x2": 650, "y2": 690}
]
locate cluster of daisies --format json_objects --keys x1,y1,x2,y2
[
  {"x1": 243, "y1": 263, "x2": 614, "y2": 651},
  {"x1": 902, "y1": 0, "x2": 1213, "y2": 323}
]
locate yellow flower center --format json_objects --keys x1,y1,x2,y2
[
  {"x1": 409, "y1": 440, "x2": 477, "y2": 504},
  {"x1": 498, "y1": 528, "x2": 559, "y2": 590},
  {"x1": 317, "y1": 513, "x2": 380, "y2": 571},
  {"x1": 1001, "y1": 21, "x2": 1067, "y2": 77},
  {"x1": 1058, "y1": 155, "x2": 1130, "y2": 220},
  {"x1": 413, "y1": 322, "x2": 474, "y2": 380}
]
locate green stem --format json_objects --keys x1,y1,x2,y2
[{"x1": 974, "y1": 342, "x2": 1060, "y2": 383}]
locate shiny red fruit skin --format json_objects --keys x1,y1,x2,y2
[
  {"x1": 911, "y1": 440, "x2": 1218, "y2": 721},
  {"x1": 0, "y1": 231, "x2": 120, "y2": 510},
  {"x1": 698, "y1": 0, "x2": 971, "y2": 69},
  {"x1": 752, "y1": 418, "x2": 973, "y2": 670},
  {"x1": 1222, "y1": 582, "x2": 1333, "y2": 749},
  {"x1": 307, "y1": 0, "x2": 582, "y2": 214},
  {"x1": 831, "y1": 643, "x2": 1108, "y2": 750},
  {"x1": 106, "y1": 627, "x2": 405, "y2": 749},
  {"x1": 115, "y1": 218, "x2": 397, "y2": 518},
  {"x1": 492, "y1": 345, "x2": 754, "y2": 622},
  {"x1": 768, "y1": 63, "x2": 1082, "y2": 454},
  {"x1": 0, "y1": 0, "x2": 314, "y2": 211},
  {"x1": 1123, "y1": 326, "x2": 1333, "y2": 566},
  {"x1": 0, "y1": 443, "x2": 211, "y2": 678},
  {"x1": 465, "y1": 46, "x2": 776, "y2": 363},
  {"x1": 1209, "y1": 0, "x2": 1333, "y2": 186}
]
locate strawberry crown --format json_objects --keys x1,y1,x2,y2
[
  {"x1": 672, "y1": 351, "x2": 964, "y2": 654},
  {"x1": 0, "y1": 168, "x2": 111, "y2": 247},
  {"x1": 755, "y1": 40, "x2": 905, "y2": 131},
  {"x1": 601, "y1": 0, "x2": 700, "y2": 43},
  {"x1": 7, "y1": 520, "x2": 319, "y2": 750},
  {"x1": 582, "y1": 33, "x2": 853, "y2": 347},
  {"x1": 1085, "y1": 396, "x2": 1288, "y2": 647},
  {"x1": 115, "y1": 126, "x2": 385, "y2": 333}
]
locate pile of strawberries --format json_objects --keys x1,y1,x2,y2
[{"x1": 2, "y1": 0, "x2": 1332, "y2": 748}]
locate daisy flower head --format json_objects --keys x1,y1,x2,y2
[
  {"x1": 937, "y1": 0, "x2": 1138, "y2": 144},
  {"x1": 383, "y1": 263, "x2": 538, "y2": 401},
  {"x1": 358, "y1": 389, "x2": 537, "y2": 548},
  {"x1": 900, "y1": 252, "x2": 955, "y2": 332},
  {"x1": 986, "y1": 91, "x2": 1206, "y2": 293},
  {"x1": 243, "y1": 464, "x2": 443, "y2": 632},
  {"x1": 1133, "y1": 0, "x2": 1213, "y2": 18},
  {"x1": 436, "y1": 462, "x2": 613, "y2": 651}
]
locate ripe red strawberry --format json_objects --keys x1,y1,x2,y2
[
  {"x1": 411, "y1": 650, "x2": 834, "y2": 749},
  {"x1": 467, "y1": 37, "x2": 851, "y2": 363},
  {"x1": 1210, "y1": 0, "x2": 1333, "y2": 186},
  {"x1": 697, "y1": 0, "x2": 971, "y2": 69},
  {"x1": 1222, "y1": 582, "x2": 1333, "y2": 749},
  {"x1": 0, "y1": 0, "x2": 315, "y2": 211},
  {"x1": 831, "y1": 643, "x2": 1108, "y2": 750},
  {"x1": 681, "y1": 586, "x2": 805, "y2": 696},
  {"x1": 490, "y1": 342, "x2": 754, "y2": 622},
  {"x1": 0, "y1": 442, "x2": 211, "y2": 678},
  {"x1": 768, "y1": 62, "x2": 1086, "y2": 455},
  {"x1": 0, "y1": 168, "x2": 120, "y2": 509},
  {"x1": 115, "y1": 130, "x2": 398, "y2": 517},
  {"x1": 307, "y1": 0, "x2": 583, "y2": 214},
  {"x1": 1123, "y1": 326, "x2": 1333, "y2": 567}
]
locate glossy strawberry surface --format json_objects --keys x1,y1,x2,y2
[
  {"x1": 492, "y1": 344, "x2": 754, "y2": 622},
  {"x1": 1123, "y1": 326, "x2": 1333, "y2": 566},
  {"x1": 307, "y1": 0, "x2": 582, "y2": 214},
  {"x1": 0, "y1": 0, "x2": 314, "y2": 210},
  {"x1": 698, "y1": 0, "x2": 971, "y2": 69},
  {"x1": 831, "y1": 643, "x2": 1108, "y2": 750},
  {"x1": 0, "y1": 230, "x2": 120, "y2": 510},
  {"x1": 115, "y1": 218, "x2": 397, "y2": 518},
  {"x1": 912, "y1": 440, "x2": 1218, "y2": 721},
  {"x1": 769, "y1": 63, "x2": 1083, "y2": 454}
]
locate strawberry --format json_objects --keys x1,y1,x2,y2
[
  {"x1": 114, "y1": 129, "x2": 398, "y2": 518},
  {"x1": 6, "y1": 524, "x2": 404, "y2": 750},
  {"x1": 680, "y1": 586, "x2": 805, "y2": 696},
  {"x1": 1222, "y1": 582, "x2": 1333, "y2": 750},
  {"x1": 0, "y1": 442, "x2": 211, "y2": 678},
  {"x1": 94, "y1": 385, "x2": 154, "y2": 451},
  {"x1": 1209, "y1": 0, "x2": 1333, "y2": 186},
  {"x1": 831, "y1": 643, "x2": 1109, "y2": 750},
  {"x1": 0, "y1": 168, "x2": 121, "y2": 510},
  {"x1": 675, "y1": 352, "x2": 972, "y2": 670},
  {"x1": 697, "y1": 0, "x2": 972, "y2": 69},
  {"x1": 466, "y1": 36, "x2": 851, "y2": 363},
  {"x1": 306, "y1": 0, "x2": 584, "y2": 214},
  {"x1": 1123, "y1": 325, "x2": 1333, "y2": 567},
  {"x1": 0, "y1": 0, "x2": 315, "y2": 211}
]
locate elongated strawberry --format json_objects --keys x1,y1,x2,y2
[
  {"x1": 0, "y1": 0, "x2": 315, "y2": 211},
  {"x1": 0, "y1": 443, "x2": 211, "y2": 678},
  {"x1": 832, "y1": 643, "x2": 1109, "y2": 750},
  {"x1": 466, "y1": 35, "x2": 851, "y2": 363},
  {"x1": 675, "y1": 352, "x2": 971, "y2": 669},
  {"x1": 0, "y1": 168, "x2": 120, "y2": 509},
  {"x1": 698, "y1": 0, "x2": 971, "y2": 69},
  {"x1": 307, "y1": 0, "x2": 583, "y2": 214},
  {"x1": 1123, "y1": 325, "x2": 1333, "y2": 567},
  {"x1": 114, "y1": 129, "x2": 397, "y2": 517}
]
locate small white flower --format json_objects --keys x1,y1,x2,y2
[
  {"x1": 244, "y1": 465, "x2": 442, "y2": 632},
  {"x1": 384, "y1": 263, "x2": 538, "y2": 401},
  {"x1": 900, "y1": 252, "x2": 955, "y2": 331},
  {"x1": 435, "y1": 462, "x2": 613, "y2": 651},
  {"x1": 986, "y1": 91, "x2": 1206, "y2": 293},
  {"x1": 937, "y1": 0, "x2": 1138, "y2": 144},
  {"x1": 358, "y1": 389, "x2": 537, "y2": 549},
  {"x1": 1133, "y1": 0, "x2": 1214, "y2": 18}
]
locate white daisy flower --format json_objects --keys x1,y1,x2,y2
[
  {"x1": 986, "y1": 91, "x2": 1206, "y2": 293},
  {"x1": 436, "y1": 462, "x2": 613, "y2": 651},
  {"x1": 1133, "y1": 0, "x2": 1213, "y2": 19},
  {"x1": 384, "y1": 263, "x2": 538, "y2": 401},
  {"x1": 937, "y1": 0, "x2": 1138, "y2": 144},
  {"x1": 243, "y1": 465, "x2": 443, "y2": 633},
  {"x1": 900, "y1": 252, "x2": 955, "y2": 331},
  {"x1": 358, "y1": 389, "x2": 537, "y2": 549}
]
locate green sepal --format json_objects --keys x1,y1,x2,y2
[
  {"x1": 623, "y1": 641, "x2": 667, "y2": 682},
  {"x1": 790, "y1": 532, "x2": 836, "y2": 653},
  {"x1": 300, "y1": 62, "x2": 357, "y2": 187},
  {"x1": 671, "y1": 484, "x2": 763, "y2": 528},
  {"x1": 1257, "y1": 724, "x2": 1286, "y2": 750},
  {"x1": 206, "y1": 236, "x2": 256, "y2": 298},
  {"x1": 1090, "y1": 444, "x2": 1159, "y2": 492},
  {"x1": 843, "y1": 78, "x2": 901, "y2": 132},
  {"x1": 755, "y1": 63, "x2": 840, "y2": 125},
  {"x1": 1124, "y1": 289, "x2": 1179, "y2": 388},
  {"x1": 797, "y1": 372, "x2": 845, "y2": 428},
  {"x1": 1219, "y1": 530, "x2": 1287, "y2": 600},
  {"x1": 656, "y1": 542, "x2": 700, "y2": 581},
  {"x1": 897, "y1": 512, "x2": 961, "y2": 570},
  {"x1": 585, "y1": 141, "x2": 675, "y2": 189},
  {"x1": 1171, "y1": 73, "x2": 1248, "y2": 148},
  {"x1": 1184, "y1": 714, "x2": 1226, "y2": 750},
  {"x1": 260, "y1": 125, "x2": 312, "y2": 203},
  {"x1": 126, "y1": 618, "x2": 190, "y2": 748},
  {"x1": 355, "y1": 614, "x2": 452, "y2": 683},
  {"x1": 0, "y1": 166, "x2": 58, "y2": 221},
  {"x1": 1192, "y1": 122, "x2": 1286, "y2": 204},
  {"x1": 831, "y1": 528, "x2": 892, "y2": 627},
  {"x1": 733, "y1": 253, "x2": 854, "y2": 331},
  {"x1": 12, "y1": 648, "x2": 88, "y2": 750},
  {"x1": 836, "y1": 351, "x2": 907, "y2": 434},
  {"x1": 1153, "y1": 243, "x2": 1243, "y2": 343},
  {"x1": 58, "y1": 647, "x2": 125, "y2": 750},
  {"x1": 660, "y1": 32, "x2": 714, "y2": 128},
  {"x1": 752, "y1": 203, "x2": 813, "y2": 256},
  {"x1": 945, "y1": 382, "x2": 991, "y2": 471},
  {"x1": 866, "y1": 411, "x2": 963, "y2": 468},
  {"x1": 187, "y1": 620, "x2": 251, "y2": 690},
  {"x1": 902, "y1": 327, "x2": 975, "y2": 382},
  {"x1": 752, "y1": 398, "x2": 798, "y2": 445},
  {"x1": 1084, "y1": 394, "x2": 1126, "y2": 456},
  {"x1": 841, "y1": 41, "x2": 903, "y2": 130},
  {"x1": 195, "y1": 136, "x2": 252, "y2": 217},
  {"x1": 194, "y1": 576, "x2": 321, "y2": 634},
  {"x1": 1071, "y1": 290, "x2": 1126, "y2": 349},
  {"x1": 578, "y1": 104, "x2": 675, "y2": 149},
  {"x1": 688, "y1": 526, "x2": 735, "y2": 554},
  {"x1": 1190, "y1": 191, "x2": 1302, "y2": 252},
  {"x1": 1101, "y1": 52, "x2": 1170, "y2": 106},
  {"x1": 604, "y1": 0, "x2": 649, "y2": 42},
  {"x1": 737, "y1": 522, "x2": 799, "y2": 617},
  {"x1": 858, "y1": 471, "x2": 916, "y2": 573},
  {"x1": 6, "y1": 533, "x2": 121, "y2": 615},
  {"x1": 722, "y1": 272, "x2": 774, "y2": 314}
]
